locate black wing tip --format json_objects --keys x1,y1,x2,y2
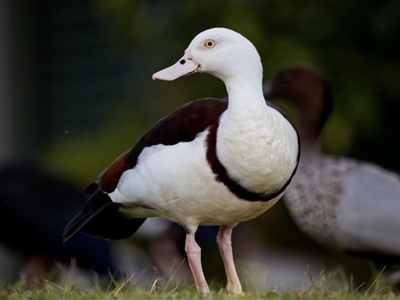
[
  {"x1": 63, "y1": 189, "x2": 149, "y2": 242},
  {"x1": 62, "y1": 235, "x2": 73, "y2": 243},
  {"x1": 85, "y1": 182, "x2": 98, "y2": 194},
  {"x1": 63, "y1": 212, "x2": 85, "y2": 243},
  {"x1": 63, "y1": 224, "x2": 79, "y2": 243},
  {"x1": 63, "y1": 199, "x2": 114, "y2": 242}
]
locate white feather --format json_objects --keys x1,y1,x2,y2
[{"x1": 110, "y1": 128, "x2": 281, "y2": 232}]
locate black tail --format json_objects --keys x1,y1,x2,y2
[{"x1": 63, "y1": 189, "x2": 146, "y2": 242}]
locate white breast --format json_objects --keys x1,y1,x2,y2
[
  {"x1": 217, "y1": 105, "x2": 298, "y2": 194},
  {"x1": 109, "y1": 129, "x2": 278, "y2": 232}
]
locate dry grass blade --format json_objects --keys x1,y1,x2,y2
[{"x1": 112, "y1": 273, "x2": 134, "y2": 295}]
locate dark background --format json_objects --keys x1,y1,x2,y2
[
  {"x1": 2, "y1": 0, "x2": 398, "y2": 183},
  {"x1": 0, "y1": 0, "x2": 399, "y2": 289}
]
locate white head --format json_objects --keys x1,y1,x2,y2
[{"x1": 152, "y1": 28, "x2": 263, "y2": 84}]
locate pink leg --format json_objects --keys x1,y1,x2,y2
[
  {"x1": 217, "y1": 225, "x2": 242, "y2": 294},
  {"x1": 185, "y1": 233, "x2": 210, "y2": 296}
]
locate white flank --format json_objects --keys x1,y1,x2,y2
[{"x1": 110, "y1": 129, "x2": 281, "y2": 232}]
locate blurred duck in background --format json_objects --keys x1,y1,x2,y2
[
  {"x1": 0, "y1": 162, "x2": 117, "y2": 285},
  {"x1": 264, "y1": 64, "x2": 400, "y2": 272}
]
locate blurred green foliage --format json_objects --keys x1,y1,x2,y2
[{"x1": 43, "y1": 0, "x2": 400, "y2": 185}]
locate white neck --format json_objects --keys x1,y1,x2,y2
[{"x1": 223, "y1": 72, "x2": 266, "y2": 111}]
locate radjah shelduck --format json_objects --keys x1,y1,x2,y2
[
  {"x1": 264, "y1": 63, "x2": 400, "y2": 267},
  {"x1": 63, "y1": 28, "x2": 300, "y2": 295}
]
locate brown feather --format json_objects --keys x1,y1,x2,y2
[{"x1": 96, "y1": 98, "x2": 228, "y2": 193}]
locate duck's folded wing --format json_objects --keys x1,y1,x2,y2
[
  {"x1": 64, "y1": 98, "x2": 228, "y2": 242},
  {"x1": 96, "y1": 97, "x2": 228, "y2": 193}
]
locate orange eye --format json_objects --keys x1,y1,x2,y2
[{"x1": 204, "y1": 39, "x2": 216, "y2": 48}]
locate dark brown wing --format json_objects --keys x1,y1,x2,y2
[
  {"x1": 64, "y1": 97, "x2": 228, "y2": 242},
  {"x1": 96, "y1": 97, "x2": 228, "y2": 193}
]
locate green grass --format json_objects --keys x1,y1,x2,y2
[
  {"x1": 1, "y1": 285, "x2": 399, "y2": 300},
  {"x1": 1, "y1": 268, "x2": 399, "y2": 300},
  {"x1": 0, "y1": 283, "x2": 399, "y2": 299}
]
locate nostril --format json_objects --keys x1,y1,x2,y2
[{"x1": 179, "y1": 59, "x2": 186, "y2": 65}]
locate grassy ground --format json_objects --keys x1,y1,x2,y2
[
  {"x1": 1, "y1": 286, "x2": 399, "y2": 300},
  {"x1": 1, "y1": 271, "x2": 400, "y2": 300}
]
